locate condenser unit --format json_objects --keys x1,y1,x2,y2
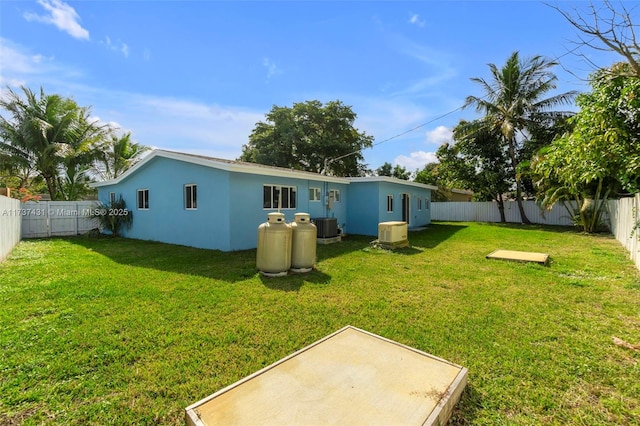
[
  {"x1": 313, "y1": 217, "x2": 338, "y2": 238},
  {"x1": 378, "y1": 221, "x2": 408, "y2": 248}
]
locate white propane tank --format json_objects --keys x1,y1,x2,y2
[
  {"x1": 257, "y1": 212, "x2": 292, "y2": 277},
  {"x1": 290, "y1": 213, "x2": 317, "y2": 273}
]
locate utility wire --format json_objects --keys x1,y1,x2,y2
[{"x1": 326, "y1": 41, "x2": 589, "y2": 169}]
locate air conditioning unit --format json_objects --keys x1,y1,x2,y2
[
  {"x1": 313, "y1": 217, "x2": 338, "y2": 238},
  {"x1": 378, "y1": 221, "x2": 408, "y2": 246}
]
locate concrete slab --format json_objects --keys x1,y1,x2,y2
[
  {"x1": 185, "y1": 326, "x2": 468, "y2": 426},
  {"x1": 317, "y1": 235, "x2": 341, "y2": 245},
  {"x1": 486, "y1": 249, "x2": 549, "y2": 266}
]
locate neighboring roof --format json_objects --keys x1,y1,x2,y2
[
  {"x1": 91, "y1": 149, "x2": 351, "y2": 188},
  {"x1": 449, "y1": 188, "x2": 474, "y2": 195},
  {"x1": 347, "y1": 176, "x2": 438, "y2": 191}
]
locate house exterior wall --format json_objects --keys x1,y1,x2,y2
[
  {"x1": 94, "y1": 151, "x2": 432, "y2": 250},
  {"x1": 97, "y1": 156, "x2": 351, "y2": 251},
  {"x1": 227, "y1": 174, "x2": 349, "y2": 250},
  {"x1": 346, "y1": 182, "x2": 379, "y2": 236},
  {"x1": 97, "y1": 157, "x2": 233, "y2": 251},
  {"x1": 347, "y1": 181, "x2": 432, "y2": 236}
]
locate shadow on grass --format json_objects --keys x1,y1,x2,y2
[
  {"x1": 70, "y1": 236, "x2": 260, "y2": 283},
  {"x1": 70, "y1": 236, "x2": 337, "y2": 286},
  {"x1": 449, "y1": 384, "x2": 481, "y2": 425},
  {"x1": 66, "y1": 223, "x2": 466, "y2": 283},
  {"x1": 259, "y1": 268, "x2": 332, "y2": 292},
  {"x1": 406, "y1": 223, "x2": 468, "y2": 248}
]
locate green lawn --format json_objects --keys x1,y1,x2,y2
[{"x1": 1, "y1": 222, "x2": 639, "y2": 425}]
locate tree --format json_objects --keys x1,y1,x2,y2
[
  {"x1": 0, "y1": 86, "x2": 106, "y2": 200},
  {"x1": 93, "y1": 131, "x2": 150, "y2": 181},
  {"x1": 414, "y1": 162, "x2": 448, "y2": 201},
  {"x1": 532, "y1": 63, "x2": 640, "y2": 232},
  {"x1": 464, "y1": 51, "x2": 577, "y2": 223},
  {"x1": 434, "y1": 121, "x2": 513, "y2": 221},
  {"x1": 552, "y1": 0, "x2": 640, "y2": 78},
  {"x1": 376, "y1": 162, "x2": 392, "y2": 177},
  {"x1": 376, "y1": 162, "x2": 411, "y2": 180},
  {"x1": 239, "y1": 100, "x2": 373, "y2": 177}
]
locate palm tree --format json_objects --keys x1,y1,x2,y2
[
  {"x1": 464, "y1": 51, "x2": 577, "y2": 223},
  {"x1": 0, "y1": 86, "x2": 106, "y2": 200},
  {"x1": 93, "y1": 132, "x2": 149, "y2": 181}
]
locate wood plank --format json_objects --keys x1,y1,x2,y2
[{"x1": 486, "y1": 249, "x2": 549, "y2": 265}]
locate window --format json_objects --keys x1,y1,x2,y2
[
  {"x1": 109, "y1": 192, "x2": 116, "y2": 204},
  {"x1": 425, "y1": 198, "x2": 430, "y2": 210},
  {"x1": 309, "y1": 187, "x2": 321, "y2": 201},
  {"x1": 263, "y1": 185, "x2": 296, "y2": 209},
  {"x1": 185, "y1": 184, "x2": 197, "y2": 209},
  {"x1": 137, "y1": 189, "x2": 149, "y2": 209},
  {"x1": 418, "y1": 197, "x2": 422, "y2": 210},
  {"x1": 329, "y1": 189, "x2": 340, "y2": 202},
  {"x1": 387, "y1": 195, "x2": 393, "y2": 212}
]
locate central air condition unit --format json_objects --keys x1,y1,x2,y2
[
  {"x1": 313, "y1": 217, "x2": 338, "y2": 238},
  {"x1": 378, "y1": 221, "x2": 408, "y2": 247}
]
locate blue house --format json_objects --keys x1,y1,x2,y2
[{"x1": 92, "y1": 150, "x2": 436, "y2": 251}]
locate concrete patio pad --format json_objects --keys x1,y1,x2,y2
[
  {"x1": 486, "y1": 249, "x2": 549, "y2": 265},
  {"x1": 185, "y1": 326, "x2": 468, "y2": 426}
]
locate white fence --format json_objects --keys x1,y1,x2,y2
[
  {"x1": 1, "y1": 195, "x2": 22, "y2": 262},
  {"x1": 21, "y1": 201, "x2": 99, "y2": 238},
  {"x1": 431, "y1": 200, "x2": 576, "y2": 226},
  {"x1": 608, "y1": 195, "x2": 640, "y2": 270}
]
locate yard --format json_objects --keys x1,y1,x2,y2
[{"x1": 1, "y1": 222, "x2": 639, "y2": 425}]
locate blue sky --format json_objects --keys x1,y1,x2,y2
[{"x1": 0, "y1": 1, "x2": 622, "y2": 173}]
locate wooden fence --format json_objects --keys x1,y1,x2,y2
[
  {"x1": 0, "y1": 195, "x2": 22, "y2": 262},
  {"x1": 21, "y1": 201, "x2": 99, "y2": 238}
]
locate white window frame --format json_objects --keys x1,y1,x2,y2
[
  {"x1": 137, "y1": 189, "x2": 149, "y2": 210},
  {"x1": 263, "y1": 184, "x2": 297, "y2": 210},
  {"x1": 309, "y1": 187, "x2": 321, "y2": 202},
  {"x1": 387, "y1": 195, "x2": 393, "y2": 213},
  {"x1": 425, "y1": 198, "x2": 430, "y2": 210},
  {"x1": 329, "y1": 189, "x2": 341, "y2": 202},
  {"x1": 418, "y1": 197, "x2": 422, "y2": 211},
  {"x1": 109, "y1": 192, "x2": 116, "y2": 204},
  {"x1": 185, "y1": 184, "x2": 197, "y2": 210}
]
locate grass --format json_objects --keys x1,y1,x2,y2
[{"x1": 1, "y1": 222, "x2": 639, "y2": 425}]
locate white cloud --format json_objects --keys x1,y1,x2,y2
[
  {"x1": 24, "y1": 0, "x2": 90, "y2": 40},
  {"x1": 408, "y1": 13, "x2": 425, "y2": 28},
  {"x1": 263, "y1": 57, "x2": 282, "y2": 80},
  {"x1": 0, "y1": 38, "x2": 84, "y2": 89},
  {"x1": 384, "y1": 33, "x2": 458, "y2": 96},
  {"x1": 394, "y1": 151, "x2": 437, "y2": 171},
  {"x1": 106, "y1": 94, "x2": 264, "y2": 158},
  {"x1": 101, "y1": 36, "x2": 130, "y2": 57},
  {"x1": 426, "y1": 125, "x2": 453, "y2": 145}
]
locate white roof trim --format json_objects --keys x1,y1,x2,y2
[
  {"x1": 347, "y1": 176, "x2": 438, "y2": 191},
  {"x1": 90, "y1": 149, "x2": 351, "y2": 187}
]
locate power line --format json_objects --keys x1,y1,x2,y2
[{"x1": 328, "y1": 42, "x2": 588, "y2": 168}]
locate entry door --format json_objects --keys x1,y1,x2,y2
[{"x1": 401, "y1": 193, "x2": 410, "y2": 224}]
